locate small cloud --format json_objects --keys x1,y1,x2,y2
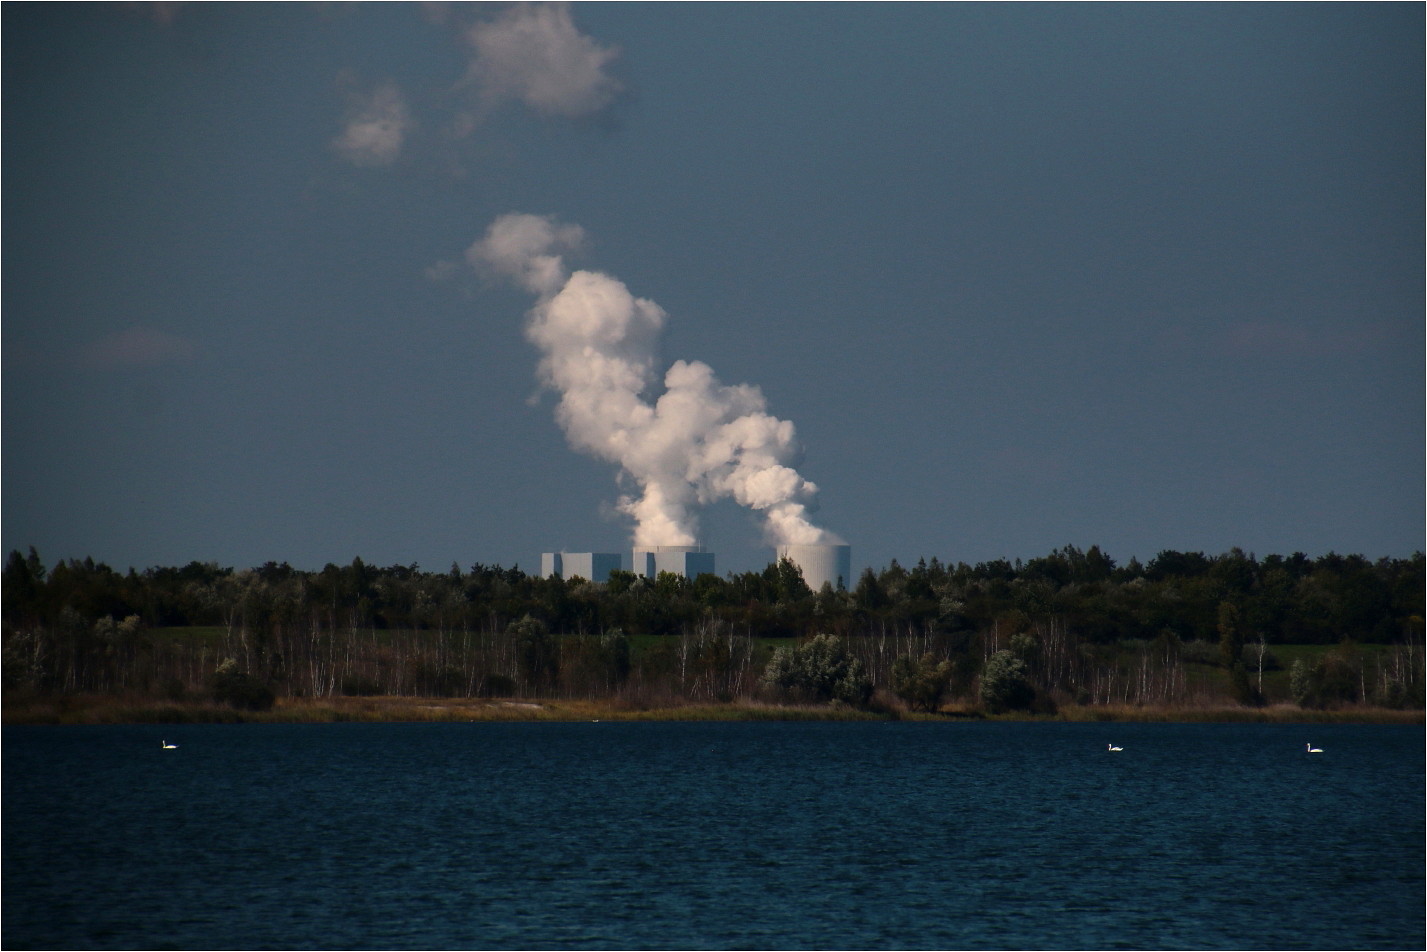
[
  {"x1": 333, "y1": 82, "x2": 413, "y2": 168},
  {"x1": 80, "y1": 326, "x2": 198, "y2": 368},
  {"x1": 463, "y1": 3, "x2": 623, "y2": 119},
  {"x1": 423, "y1": 259, "x2": 462, "y2": 283}
]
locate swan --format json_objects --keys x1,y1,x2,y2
[
  {"x1": 1306, "y1": 743, "x2": 1322, "y2": 753},
  {"x1": 1107, "y1": 743, "x2": 1123, "y2": 751},
  {"x1": 161, "y1": 740, "x2": 178, "y2": 749}
]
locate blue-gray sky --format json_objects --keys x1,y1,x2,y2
[{"x1": 4, "y1": 2, "x2": 1422, "y2": 577}]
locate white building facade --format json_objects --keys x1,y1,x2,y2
[
  {"x1": 632, "y1": 545, "x2": 716, "y2": 580},
  {"x1": 541, "y1": 552, "x2": 622, "y2": 583}
]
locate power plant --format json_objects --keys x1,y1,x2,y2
[
  {"x1": 540, "y1": 543, "x2": 849, "y2": 589},
  {"x1": 540, "y1": 552, "x2": 621, "y2": 583},
  {"x1": 633, "y1": 545, "x2": 715, "y2": 580},
  {"x1": 493, "y1": 212, "x2": 848, "y2": 595},
  {"x1": 776, "y1": 543, "x2": 852, "y2": 592},
  {"x1": 484, "y1": 214, "x2": 838, "y2": 574}
]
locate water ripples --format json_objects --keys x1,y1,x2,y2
[{"x1": 4, "y1": 721, "x2": 1423, "y2": 949}]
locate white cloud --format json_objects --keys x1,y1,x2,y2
[
  {"x1": 80, "y1": 326, "x2": 198, "y2": 368},
  {"x1": 464, "y1": 3, "x2": 623, "y2": 118},
  {"x1": 333, "y1": 82, "x2": 412, "y2": 168},
  {"x1": 467, "y1": 212, "x2": 586, "y2": 295},
  {"x1": 329, "y1": 5, "x2": 624, "y2": 170}
]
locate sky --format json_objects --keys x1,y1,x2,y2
[{"x1": 4, "y1": 2, "x2": 1423, "y2": 578}]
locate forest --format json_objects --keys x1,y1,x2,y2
[{"x1": 2, "y1": 545, "x2": 1422, "y2": 715}]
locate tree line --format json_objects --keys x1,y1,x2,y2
[{"x1": 2, "y1": 545, "x2": 1422, "y2": 712}]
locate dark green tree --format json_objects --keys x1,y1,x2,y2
[
  {"x1": 604, "y1": 569, "x2": 640, "y2": 596},
  {"x1": 853, "y1": 567, "x2": 888, "y2": 614},
  {"x1": 769, "y1": 557, "x2": 812, "y2": 603},
  {"x1": 2, "y1": 548, "x2": 46, "y2": 627},
  {"x1": 1218, "y1": 601, "x2": 1245, "y2": 669}
]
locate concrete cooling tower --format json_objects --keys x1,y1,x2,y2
[
  {"x1": 776, "y1": 544, "x2": 852, "y2": 592},
  {"x1": 634, "y1": 545, "x2": 715, "y2": 580}
]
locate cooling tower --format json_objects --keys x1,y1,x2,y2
[
  {"x1": 776, "y1": 544, "x2": 852, "y2": 592},
  {"x1": 633, "y1": 545, "x2": 715, "y2": 580}
]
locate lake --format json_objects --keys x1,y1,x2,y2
[{"x1": 4, "y1": 720, "x2": 1422, "y2": 949}]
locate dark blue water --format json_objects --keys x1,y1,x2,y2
[{"x1": 4, "y1": 721, "x2": 1422, "y2": 949}]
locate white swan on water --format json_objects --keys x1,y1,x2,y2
[
  {"x1": 1306, "y1": 743, "x2": 1323, "y2": 753},
  {"x1": 161, "y1": 740, "x2": 177, "y2": 749},
  {"x1": 1107, "y1": 743, "x2": 1123, "y2": 751}
]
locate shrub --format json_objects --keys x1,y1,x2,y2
[
  {"x1": 410, "y1": 664, "x2": 465, "y2": 697},
  {"x1": 561, "y1": 629, "x2": 632, "y2": 696},
  {"x1": 1245, "y1": 644, "x2": 1282, "y2": 672},
  {"x1": 1179, "y1": 640, "x2": 1221, "y2": 667},
  {"x1": 761, "y1": 634, "x2": 872, "y2": 707},
  {"x1": 210, "y1": 659, "x2": 275, "y2": 711},
  {"x1": 1008, "y1": 631, "x2": 1039, "y2": 665},
  {"x1": 1291, "y1": 650, "x2": 1362, "y2": 709},
  {"x1": 1289, "y1": 659, "x2": 1314, "y2": 706},
  {"x1": 890, "y1": 653, "x2": 952, "y2": 712},
  {"x1": 341, "y1": 675, "x2": 382, "y2": 697},
  {"x1": 1372, "y1": 677, "x2": 1422, "y2": 710},
  {"x1": 601, "y1": 629, "x2": 631, "y2": 684},
  {"x1": 1228, "y1": 661, "x2": 1264, "y2": 707},
  {"x1": 979, "y1": 650, "x2": 1035, "y2": 713},
  {"x1": 479, "y1": 673, "x2": 517, "y2": 698}
]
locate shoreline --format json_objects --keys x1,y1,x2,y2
[{"x1": 4, "y1": 694, "x2": 1422, "y2": 726}]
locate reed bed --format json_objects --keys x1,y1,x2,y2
[{"x1": 4, "y1": 693, "x2": 1419, "y2": 726}]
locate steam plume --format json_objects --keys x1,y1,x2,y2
[{"x1": 471, "y1": 213, "x2": 839, "y2": 548}]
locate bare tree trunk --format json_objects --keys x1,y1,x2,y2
[{"x1": 1255, "y1": 634, "x2": 1267, "y2": 696}]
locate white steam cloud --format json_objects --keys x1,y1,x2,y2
[
  {"x1": 332, "y1": 4, "x2": 622, "y2": 170},
  {"x1": 471, "y1": 213, "x2": 839, "y2": 548},
  {"x1": 333, "y1": 82, "x2": 412, "y2": 167},
  {"x1": 463, "y1": 4, "x2": 623, "y2": 118}
]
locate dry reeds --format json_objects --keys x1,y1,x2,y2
[{"x1": 5, "y1": 692, "x2": 1420, "y2": 726}]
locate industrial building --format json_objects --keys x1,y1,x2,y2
[
  {"x1": 633, "y1": 545, "x2": 715, "y2": 580},
  {"x1": 776, "y1": 543, "x2": 852, "y2": 592},
  {"x1": 541, "y1": 552, "x2": 621, "y2": 583},
  {"x1": 540, "y1": 543, "x2": 845, "y2": 588}
]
